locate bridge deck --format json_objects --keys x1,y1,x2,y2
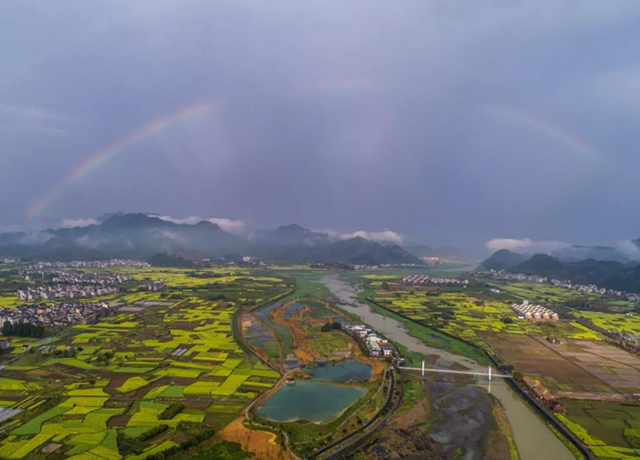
[{"x1": 398, "y1": 366, "x2": 512, "y2": 379}]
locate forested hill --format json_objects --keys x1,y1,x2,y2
[
  {"x1": 481, "y1": 251, "x2": 640, "y2": 292},
  {"x1": 0, "y1": 214, "x2": 424, "y2": 266}
]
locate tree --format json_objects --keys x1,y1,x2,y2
[
  {"x1": 2, "y1": 322, "x2": 44, "y2": 338},
  {"x1": 2, "y1": 321, "x2": 13, "y2": 336}
]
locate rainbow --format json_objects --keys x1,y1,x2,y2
[
  {"x1": 25, "y1": 102, "x2": 214, "y2": 220},
  {"x1": 489, "y1": 106, "x2": 600, "y2": 161}
]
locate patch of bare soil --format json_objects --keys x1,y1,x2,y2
[{"x1": 218, "y1": 416, "x2": 293, "y2": 460}]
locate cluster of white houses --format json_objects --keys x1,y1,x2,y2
[
  {"x1": 549, "y1": 278, "x2": 625, "y2": 297},
  {"x1": 511, "y1": 301, "x2": 559, "y2": 322},
  {"x1": 16, "y1": 285, "x2": 119, "y2": 302},
  {"x1": 403, "y1": 274, "x2": 469, "y2": 285},
  {"x1": 27, "y1": 259, "x2": 149, "y2": 270},
  {"x1": 23, "y1": 270, "x2": 132, "y2": 285},
  {"x1": 0, "y1": 302, "x2": 110, "y2": 328},
  {"x1": 139, "y1": 280, "x2": 166, "y2": 292},
  {"x1": 481, "y1": 270, "x2": 632, "y2": 300},
  {"x1": 16, "y1": 273, "x2": 164, "y2": 301},
  {"x1": 352, "y1": 263, "x2": 426, "y2": 271},
  {"x1": 344, "y1": 324, "x2": 394, "y2": 358}
]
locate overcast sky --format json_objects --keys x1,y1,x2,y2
[{"x1": 2, "y1": 1, "x2": 640, "y2": 252}]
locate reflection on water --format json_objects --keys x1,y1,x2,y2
[
  {"x1": 308, "y1": 360, "x2": 372, "y2": 383},
  {"x1": 320, "y1": 274, "x2": 574, "y2": 460},
  {"x1": 256, "y1": 380, "x2": 366, "y2": 423}
]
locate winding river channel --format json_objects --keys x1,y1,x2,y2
[{"x1": 320, "y1": 273, "x2": 575, "y2": 460}]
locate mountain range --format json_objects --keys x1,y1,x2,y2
[
  {"x1": 481, "y1": 249, "x2": 640, "y2": 292},
  {"x1": 0, "y1": 214, "x2": 424, "y2": 266}
]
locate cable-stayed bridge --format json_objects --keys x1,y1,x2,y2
[{"x1": 398, "y1": 360, "x2": 512, "y2": 380}]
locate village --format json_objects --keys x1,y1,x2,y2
[
  {"x1": 26, "y1": 259, "x2": 150, "y2": 270},
  {"x1": 480, "y1": 269, "x2": 635, "y2": 300},
  {"x1": 15, "y1": 284, "x2": 119, "y2": 302},
  {"x1": 0, "y1": 302, "x2": 111, "y2": 328},
  {"x1": 402, "y1": 273, "x2": 470, "y2": 285},
  {"x1": 15, "y1": 269, "x2": 165, "y2": 301},
  {"x1": 21, "y1": 270, "x2": 132, "y2": 285}
]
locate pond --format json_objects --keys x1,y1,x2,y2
[
  {"x1": 309, "y1": 360, "x2": 372, "y2": 383},
  {"x1": 243, "y1": 316, "x2": 276, "y2": 350},
  {"x1": 283, "y1": 302, "x2": 305, "y2": 319},
  {"x1": 256, "y1": 381, "x2": 366, "y2": 423}
]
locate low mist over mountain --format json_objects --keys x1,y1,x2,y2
[
  {"x1": 551, "y1": 245, "x2": 637, "y2": 264},
  {"x1": 0, "y1": 213, "x2": 423, "y2": 266}
]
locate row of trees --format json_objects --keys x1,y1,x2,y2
[
  {"x1": 1, "y1": 321, "x2": 45, "y2": 338},
  {"x1": 143, "y1": 423, "x2": 214, "y2": 460},
  {"x1": 158, "y1": 403, "x2": 184, "y2": 420}
]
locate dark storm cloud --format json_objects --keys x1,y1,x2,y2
[{"x1": 2, "y1": 1, "x2": 640, "y2": 253}]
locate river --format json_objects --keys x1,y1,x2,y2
[{"x1": 320, "y1": 273, "x2": 574, "y2": 460}]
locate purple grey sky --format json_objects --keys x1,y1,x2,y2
[{"x1": 2, "y1": 1, "x2": 640, "y2": 252}]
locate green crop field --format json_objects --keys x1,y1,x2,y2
[
  {"x1": 497, "y1": 282, "x2": 631, "y2": 312},
  {"x1": 573, "y1": 311, "x2": 640, "y2": 335},
  {"x1": 557, "y1": 400, "x2": 640, "y2": 459},
  {"x1": 371, "y1": 287, "x2": 600, "y2": 353},
  {"x1": 0, "y1": 268, "x2": 290, "y2": 459}
]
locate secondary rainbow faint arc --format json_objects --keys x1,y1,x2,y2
[
  {"x1": 25, "y1": 102, "x2": 214, "y2": 220},
  {"x1": 489, "y1": 106, "x2": 600, "y2": 161}
]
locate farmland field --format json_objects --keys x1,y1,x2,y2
[
  {"x1": 0, "y1": 268, "x2": 290, "y2": 459},
  {"x1": 560, "y1": 400, "x2": 640, "y2": 458},
  {"x1": 2, "y1": 262, "x2": 638, "y2": 460},
  {"x1": 371, "y1": 287, "x2": 602, "y2": 352},
  {"x1": 495, "y1": 282, "x2": 631, "y2": 313},
  {"x1": 363, "y1": 273, "x2": 640, "y2": 459}
]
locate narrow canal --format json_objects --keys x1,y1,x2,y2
[{"x1": 319, "y1": 273, "x2": 575, "y2": 460}]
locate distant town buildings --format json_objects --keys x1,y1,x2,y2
[
  {"x1": 479, "y1": 269, "x2": 632, "y2": 299},
  {"x1": 402, "y1": 274, "x2": 469, "y2": 286},
  {"x1": 16, "y1": 285, "x2": 119, "y2": 302},
  {"x1": 26, "y1": 259, "x2": 149, "y2": 270},
  {"x1": 240, "y1": 256, "x2": 266, "y2": 266},
  {"x1": 511, "y1": 301, "x2": 559, "y2": 322},
  {"x1": 0, "y1": 302, "x2": 110, "y2": 328},
  {"x1": 15, "y1": 270, "x2": 165, "y2": 301},
  {"x1": 422, "y1": 257, "x2": 441, "y2": 265},
  {"x1": 352, "y1": 263, "x2": 426, "y2": 271},
  {"x1": 42, "y1": 271, "x2": 131, "y2": 285}
]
